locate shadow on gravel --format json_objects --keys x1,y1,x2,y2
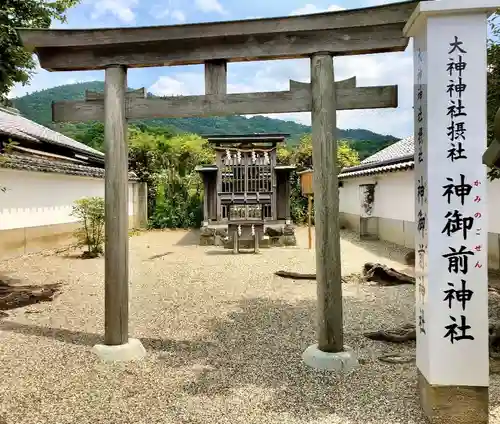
[
  {"x1": 0, "y1": 296, "x2": 426, "y2": 423},
  {"x1": 0, "y1": 320, "x2": 214, "y2": 357},
  {"x1": 178, "y1": 297, "x2": 424, "y2": 424}
]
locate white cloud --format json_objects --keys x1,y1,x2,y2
[
  {"x1": 150, "y1": 5, "x2": 170, "y2": 19},
  {"x1": 290, "y1": 4, "x2": 345, "y2": 16},
  {"x1": 150, "y1": 4, "x2": 186, "y2": 22},
  {"x1": 195, "y1": 0, "x2": 226, "y2": 14},
  {"x1": 171, "y1": 10, "x2": 186, "y2": 22},
  {"x1": 149, "y1": 75, "x2": 200, "y2": 96},
  {"x1": 87, "y1": 0, "x2": 139, "y2": 23},
  {"x1": 148, "y1": 68, "x2": 315, "y2": 128},
  {"x1": 327, "y1": 4, "x2": 345, "y2": 11},
  {"x1": 64, "y1": 76, "x2": 101, "y2": 85},
  {"x1": 148, "y1": 71, "x2": 258, "y2": 97},
  {"x1": 363, "y1": 0, "x2": 398, "y2": 5}
]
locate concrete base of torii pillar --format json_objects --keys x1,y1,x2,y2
[
  {"x1": 93, "y1": 338, "x2": 147, "y2": 362},
  {"x1": 302, "y1": 344, "x2": 358, "y2": 373}
]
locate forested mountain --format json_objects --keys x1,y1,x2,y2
[{"x1": 11, "y1": 81, "x2": 399, "y2": 158}]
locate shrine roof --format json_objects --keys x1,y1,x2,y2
[
  {"x1": 195, "y1": 165, "x2": 218, "y2": 173},
  {"x1": 339, "y1": 136, "x2": 414, "y2": 178},
  {"x1": 195, "y1": 164, "x2": 296, "y2": 172},
  {"x1": 204, "y1": 134, "x2": 289, "y2": 144},
  {"x1": 275, "y1": 165, "x2": 297, "y2": 171}
]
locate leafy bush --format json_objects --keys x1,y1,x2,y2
[
  {"x1": 71, "y1": 197, "x2": 105, "y2": 258},
  {"x1": 149, "y1": 174, "x2": 204, "y2": 229}
]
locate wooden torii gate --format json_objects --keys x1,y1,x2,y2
[{"x1": 17, "y1": 0, "x2": 421, "y2": 365}]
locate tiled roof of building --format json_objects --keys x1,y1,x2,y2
[
  {"x1": 360, "y1": 136, "x2": 414, "y2": 165},
  {"x1": 0, "y1": 108, "x2": 104, "y2": 158},
  {"x1": 0, "y1": 153, "x2": 138, "y2": 181},
  {"x1": 338, "y1": 160, "x2": 414, "y2": 178},
  {"x1": 339, "y1": 136, "x2": 415, "y2": 179}
]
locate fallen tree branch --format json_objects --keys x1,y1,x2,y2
[
  {"x1": 274, "y1": 270, "x2": 348, "y2": 284},
  {"x1": 0, "y1": 279, "x2": 62, "y2": 310},
  {"x1": 365, "y1": 322, "x2": 500, "y2": 358},
  {"x1": 275, "y1": 271, "x2": 316, "y2": 280},
  {"x1": 148, "y1": 252, "x2": 173, "y2": 260},
  {"x1": 362, "y1": 262, "x2": 415, "y2": 286},
  {"x1": 364, "y1": 323, "x2": 416, "y2": 343},
  {"x1": 378, "y1": 353, "x2": 415, "y2": 364},
  {"x1": 275, "y1": 262, "x2": 414, "y2": 286}
]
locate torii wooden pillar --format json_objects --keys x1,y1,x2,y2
[
  {"x1": 311, "y1": 53, "x2": 343, "y2": 352},
  {"x1": 17, "y1": 0, "x2": 419, "y2": 363},
  {"x1": 103, "y1": 65, "x2": 128, "y2": 346}
]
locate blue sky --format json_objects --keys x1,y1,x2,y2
[{"x1": 9, "y1": 0, "x2": 415, "y2": 138}]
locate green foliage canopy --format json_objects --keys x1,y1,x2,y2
[
  {"x1": 0, "y1": 0, "x2": 79, "y2": 103},
  {"x1": 128, "y1": 127, "x2": 215, "y2": 228},
  {"x1": 277, "y1": 134, "x2": 360, "y2": 170},
  {"x1": 277, "y1": 134, "x2": 360, "y2": 224}
]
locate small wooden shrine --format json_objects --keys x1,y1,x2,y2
[{"x1": 196, "y1": 133, "x2": 296, "y2": 249}]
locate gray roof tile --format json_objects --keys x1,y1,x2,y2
[
  {"x1": 360, "y1": 136, "x2": 414, "y2": 165},
  {"x1": 338, "y1": 136, "x2": 415, "y2": 178},
  {"x1": 0, "y1": 109, "x2": 104, "y2": 158},
  {"x1": 0, "y1": 153, "x2": 137, "y2": 180},
  {"x1": 339, "y1": 160, "x2": 414, "y2": 178}
]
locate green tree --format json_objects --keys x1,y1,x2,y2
[
  {"x1": 71, "y1": 196, "x2": 105, "y2": 258},
  {"x1": 74, "y1": 121, "x2": 105, "y2": 151},
  {"x1": 278, "y1": 134, "x2": 360, "y2": 170},
  {"x1": 0, "y1": 0, "x2": 79, "y2": 103},
  {"x1": 128, "y1": 127, "x2": 215, "y2": 228},
  {"x1": 278, "y1": 134, "x2": 360, "y2": 224}
]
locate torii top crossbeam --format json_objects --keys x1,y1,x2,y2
[{"x1": 17, "y1": 0, "x2": 427, "y2": 72}]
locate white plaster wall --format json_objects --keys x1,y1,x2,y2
[
  {"x1": 0, "y1": 169, "x2": 135, "y2": 230},
  {"x1": 340, "y1": 169, "x2": 500, "y2": 233},
  {"x1": 371, "y1": 171, "x2": 414, "y2": 222},
  {"x1": 339, "y1": 176, "x2": 376, "y2": 215}
]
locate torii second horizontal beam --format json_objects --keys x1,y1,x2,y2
[
  {"x1": 85, "y1": 87, "x2": 146, "y2": 100},
  {"x1": 52, "y1": 83, "x2": 398, "y2": 123},
  {"x1": 82, "y1": 77, "x2": 357, "y2": 102}
]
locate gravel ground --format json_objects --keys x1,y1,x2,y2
[{"x1": 0, "y1": 227, "x2": 498, "y2": 424}]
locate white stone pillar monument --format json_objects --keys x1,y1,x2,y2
[{"x1": 404, "y1": 1, "x2": 498, "y2": 422}]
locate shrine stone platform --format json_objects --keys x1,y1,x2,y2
[{"x1": 199, "y1": 222, "x2": 297, "y2": 249}]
